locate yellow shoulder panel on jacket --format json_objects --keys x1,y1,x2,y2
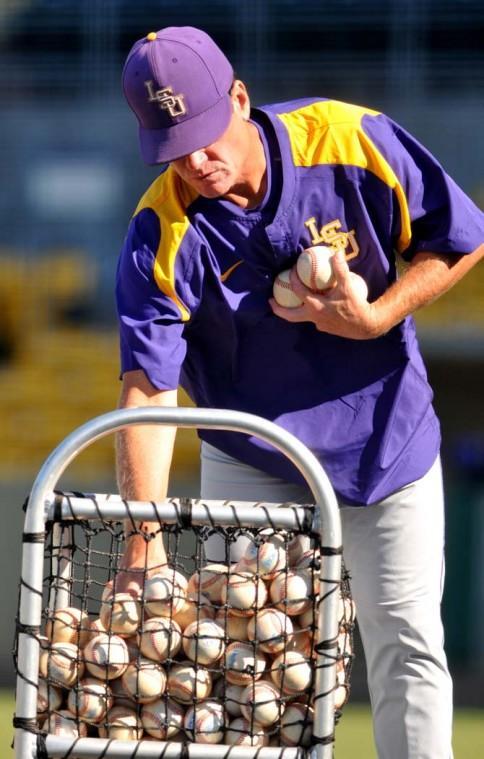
[
  {"x1": 277, "y1": 101, "x2": 411, "y2": 252},
  {"x1": 133, "y1": 169, "x2": 199, "y2": 322}
]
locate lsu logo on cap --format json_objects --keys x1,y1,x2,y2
[{"x1": 144, "y1": 80, "x2": 186, "y2": 118}]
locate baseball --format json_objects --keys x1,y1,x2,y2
[
  {"x1": 215, "y1": 608, "x2": 249, "y2": 641},
  {"x1": 99, "y1": 593, "x2": 141, "y2": 637},
  {"x1": 182, "y1": 619, "x2": 225, "y2": 665},
  {"x1": 141, "y1": 697, "x2": 185, "y2": 739},
  {"x1": 43, "y1": 710, "x2": 88, "y2": 738},
  {"x1": 45, "y1": 607, "x2": 90, "y2": 648},
  {"x1": 225, "y1": 641, "x2": 266, "y2": 685},
  {"x1": 247, "y1": 607, "x2": 294, "y2": 654},
  {"x1": 124, "y1": 634, "x2": 140, "y2": 661},
  {"x1": 138, "y1": 616, "x2": 182, "y2": 662},
  {"x1": 237, "y1": 532, "x2": 287, "y2": 579},
  {"x1": 86, "y1": 618, "x2": 106, "y2": 640},
  {"x1": 102, "y1": 579, "x2": 138, "y2": 603},
  {"x1": 339, "y1": 595, "x2": 356, "y2": 626},
  {"x1": 67, "y1": 677, "x2": 113, "y2": 724},
  {"x1": 37, "y1": 678, "x2": 63, "y2": 716},
  {"x1": 187, "y1": 563, "x2": 229, "y2": 605},
  {"x1": 294, "y1": 550, "x2": 320, "y2": 596},
  {"x1": 280, "y1": 702, "x2": 314, "y2": 747},
  {"x1": 184, "y1": 700, "x2": 225, "y2": 744},
  {"x1": 270, "y1": 650, "x2": 312, "y2": 696},
  {"x1": 221, "y1": 571, "x2": 268, "y2": 617},
  {"x1": 39, "y1": 641, "x2": 84, "y2": 688},
  {"x1": 287, "y1": 535, "x2": 312, "y2": 566},
  {"x1": 270, "y1": 570, "x2": 313, "y2": 616},
  {"x1": 285, "y1": 624, "x2": 314, "y2": 659},
  {"x1": 334, "y1": 682, "x2": 349, "y2": 710},
  {"x1": 121, "y1": 657, "x2": 167, "y2": 703},
  {"x1": 98, "y1": 705, "x2": 143, "y2": 740},
  {"x1": 240, "y1": 679, "x2": 285, "y2": 726},
  {"x1": 167, "y1": 660, "x2": 212, "y2": 704},
  {"x1": 83, "y1": 633, "x2": 129, "y2": 680},
  {"x1": 144, "y1": 567, "x2": 187, "y2": 617},
  {"x1": 348, "y1": 271, "x2": 369, "y2": 300},
  {"x1": 294, "y1": 547, "x2": 320, "y2": 573},
  {"x1": 338, "y1": 630, "x2": 353, "y2": 665},
  {"x1": 109, "y1": 675, "x2": 135, "y2": 708},
  {"x1": 296, "y1": 245, "x2": 336, "y2": 291},
  {"x1": 174, "y1": 592, "x2": 215, "y2": 630},
  {"x1": 225, "y1": 717, "x2": 267, "y2": 747},
  {"x1": 273, "y1": 269, "x2": 303, "y2": 308},
  {"x1": 212, "y1": 679, "x2": 244, "y2": 716}
]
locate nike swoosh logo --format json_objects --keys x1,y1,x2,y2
[{"x1": 220, "y1": 259, "x2": 244, "y2": 282}]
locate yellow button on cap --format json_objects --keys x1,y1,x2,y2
[{"x1": 146, "y1": 32, "x2": 157, "y2": 41}]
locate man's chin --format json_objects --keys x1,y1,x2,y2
[{"x1": 198, "y1": 185, "x2": 228, "y2": 199}]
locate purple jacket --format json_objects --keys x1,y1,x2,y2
[{"x1": 117, "y1": 98, "x2": 484, "y2": 504}]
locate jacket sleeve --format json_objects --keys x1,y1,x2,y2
[
  {"x1": 360, "y1": 112, "x2": 484, "y2": 261},
  {"x1": 116, "y1": 206, "x2": 201, "y2": 390}
]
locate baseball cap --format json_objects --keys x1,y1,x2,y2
[{"x1": 122, "y1": 27, "x2": 234, "y2": 164}]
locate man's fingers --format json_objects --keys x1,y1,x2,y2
[
  {"x1": 269, "y1": 296, "x2": 323, "y2": 322},
  {"x1": 331, "y1": 249, "x2": 350, "y2": 286},
  {"x1": 269, "y1": 297, "x2": 306, "y2": 321},
  {"x1": 288, "y1": 266, "x2": 311, "y2": 298}
]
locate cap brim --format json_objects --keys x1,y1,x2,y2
[{"x1": 139, "y1": 93, "x2": 233, "y2": 165}]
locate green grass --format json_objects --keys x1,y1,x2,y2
[
  {"x1": 2, "y1": 690, "x2": 483, "y2": 757},
  {"x1": 336, "y1": 703, "x2": 484, "y2": 757}
]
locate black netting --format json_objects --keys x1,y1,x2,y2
[{"x1": 14, "y1": 494, "x2": 354, "y2": 755}]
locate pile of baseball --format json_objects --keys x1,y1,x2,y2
[
  {"x1": 273, "y1": 244, "x2": 369, "y2": 307},
  {"x1": 38, "y1": 531, "x2": 354, "y2": 747}
]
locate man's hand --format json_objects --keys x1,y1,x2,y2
[
  {"x1": 116, "y1": 528, "x2": 168, "y2": 597},
  {"x1": 270, "y1": 250, "x2": 381, "y2": 339}
]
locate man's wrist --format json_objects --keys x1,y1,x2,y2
[{"x1": 120, "y1": 528, "x2": 166, "y2": 569}]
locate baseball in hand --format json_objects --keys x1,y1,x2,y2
[
  {"x1": 273, "y1": 269, "x2": 304, "y2": 308},
  {"x1": 348, "y1": 271, "x2": 369, "y2": 300},
  {"x1": 296, "y1": 245, "x2": 337, "y2": 291}
]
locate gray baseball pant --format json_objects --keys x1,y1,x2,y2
[{"x1": 201, "y1": 441, "x2": 453, "y2": 759}]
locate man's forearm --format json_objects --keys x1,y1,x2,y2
[
  {"x1": 116, "y1": 423, "x2": 176, "y2": 502},
  {"x1": 373, "y1": 245, "x2": 484, "y2": 335},
  {"x1": 116, "y1": 371, "x2": 178, "y2": 573}
]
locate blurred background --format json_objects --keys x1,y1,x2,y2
[{"x1": 1, "y1": 0, "x2": 483, "y2": 753}]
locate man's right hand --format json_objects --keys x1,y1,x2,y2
[{"x1": 116, "y1": 527, "x2": 168, "y2": 597}]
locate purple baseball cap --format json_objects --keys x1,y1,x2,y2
[{"x1": 122, "y1": 27, "x2": 234, "y2": 164}]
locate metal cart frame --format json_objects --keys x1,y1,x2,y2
[{"x1": 14, "y1": 407, "x2": 342, "y2": 759}]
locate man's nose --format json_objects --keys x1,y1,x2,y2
[{"x1": 185, "y1": 150, "x2": 208, "y2": 171}]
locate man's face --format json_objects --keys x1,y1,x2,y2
[
  {"x1": 170, "y1": 84, "x2": 262, "y2": 202},
  {"x1": 171, "y1": 112, "x2": 250, "y2": 199}
]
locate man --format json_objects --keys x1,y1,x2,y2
[{"x1": 116, "y1": 26, "x2": 483, "y2": 758}]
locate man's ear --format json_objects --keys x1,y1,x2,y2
[{"x1": 231, "y1": 80, "x2": 251, "y2": 119}]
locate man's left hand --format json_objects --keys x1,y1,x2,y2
[{"x1": 270, "y1": 250, "x2": 381, "y2": 339}]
